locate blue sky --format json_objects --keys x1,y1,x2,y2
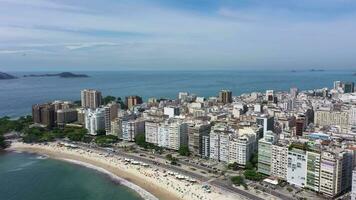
[{"x1": 0, "y1": 0, "x2": 356, "y2": 71}]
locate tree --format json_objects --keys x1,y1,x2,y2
[
  {"x1": 67, "y1": 132, "x2": 85, "y2": 141},
  {"x1": 94, "y1": 135, "x2": 118, "y2": 147},
  {"x1": 103, "y1": 96, "x2": 116, "y2": 105},
  {"x1": 250, "y1": 153, "x2": 258, "y2": 168},
  {"x1": 0, "y1": 135, "x2": 8, "y2": 149},
  {"x1": 96, "y1": 129, "x2": 106, "y2": 135},
  {"x1": 166, "y1": 154, "x2": 173, "y2": 161},
  {"x1": 228, "y1": 162, "x2": 240, "y2": 171},
  {"x1": 231, "y1": 176, "x2": 245, "y2": 186},
  {"x1": 178, "y1": 145, "x2": 190, "y2": 156},
  {"x1": 245, "y1": 162, "x2": 254, "y2": 170},
  {"x1": 243, "y1": 169, "x2": 265, "y2": 181},
  {"x1": 134, "y1": 133, "x2": 146, "y2": 147}
]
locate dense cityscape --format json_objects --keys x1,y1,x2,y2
[{"x1": 2, "y1": 80, "x2": 354, "y2": 199}]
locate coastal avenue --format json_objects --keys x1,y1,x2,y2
[{"x1": 74, "y1": 141, "x2": 292, "y2": 200}]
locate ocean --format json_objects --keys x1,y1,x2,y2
[
  {"x1": 0, "y1": 70, "x2": 355, "y2": 118},
  {"x1": 0, "y1": 151, "x2": 143, "y2": 200}
]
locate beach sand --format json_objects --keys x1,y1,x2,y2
[{"x1": 8, "y1": 142, "x2": 246, "y2": 200}]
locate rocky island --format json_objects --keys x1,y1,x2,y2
[
  {"x1": 24, "y1": 72, "x2": 89, "y2": 78},
  {"x1": 0, "y1": 72, "x2": 17, "y2": 80}
]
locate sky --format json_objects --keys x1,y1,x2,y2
[{"x1": 0, "y1": 0, "x2": 356, "y2": 71}]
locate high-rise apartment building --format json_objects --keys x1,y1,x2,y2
[
  {"x1": 258, "y1": 131, "x2": 277, "y2": 175},
  {"x1": 187, "y1": 123, "x2": 211, "y2": 156},
  {"x1": 32, "y1": 103, "x2": 55, "y2": 128},
  {"x1": 56, "y1": 109, "x2": 77, "y2": 126},
  {"x1": 218, "y1": 90, "x2": 232, "y2": 104},
  {"x1": 85, "y1": 108, "x2": 105, "y2": 135},
  {"x1": 343, "y1": 82, "x2": 355, "y2": 93},
  {"x1": 287, "y1": 148, "x2": 307, "y2": 188},
  {"x1": 256, "y1": 115, "x2": 274, "y2": 136},
  {"x1": 104, "y1": 102, "x2": 119, "y2": 134},
  {"x1": 122, "y1": 118, "x2": 145, "y2": 141},
  {"x1": 295, "y1": 115, "x2": 306, "y2": 136},
  {"x1": 125, "y1": 95, "x2": 143, "y2": 110},
  {"x1": 81, "y1": 89, "x2": 102, "y2": 109},
  {"x1": 314, "y1": 110, "x2": 349, "y2": 132},
  {"x1": 271, "y1": 144, "x2": 288, "y2": 179}
]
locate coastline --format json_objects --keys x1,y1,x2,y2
[{"x1": 7, "y1": 142, "x2": 244, "y2": 200}]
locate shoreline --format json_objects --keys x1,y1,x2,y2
[{"x1": 7, "y1": 142, "x2": 244, "y2": 200}]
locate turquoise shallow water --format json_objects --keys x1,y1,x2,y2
[
  {"x1": 0, "y1": 70, "x2": 355, "y2": 117},
  {"x1": 0, "y1": 151, "x2": 143, "y2": 200}
]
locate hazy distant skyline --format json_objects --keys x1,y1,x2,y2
[{"x1": 1, "y1": 0, "x2": 356, "y2": 71}]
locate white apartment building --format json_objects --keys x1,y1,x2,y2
[
  {"x1": 219, "y1": 134, "x2": 230, "y2": 162},
  {"x1": 164, "y1": 107, "x2": 180, "y2": 118},
  {"x1": 158, "y1": 122, "x2": 169, "y2": 148},
  {"x1": 168, "y1": 120, "x2": 188, "y2": 150},
  {"x1": 145, "y1": 120, "x2": 162, "y2": 145},
  {"x1": 287, "y1": 148, "x2": 307, "y2": 188},
  {"x1": 229, "y1": 129, "x2": 256, "y2": 166},
  {"x1": 209, "y1": 130, "x2": 220, "y2": 161},
  {"x1": 104, "y1": 102, "x2": 119, "y2": 134},
  {"x1": 271, "y1": 144, "x2": 288, "y2": 180},
  {"x1": 85, "y1": 108, "x2": 105, "y2": 135},
  {"x1": 122, "y1": 119, "x2": 145, "y2": 141},
  {"x1": 350, "y1": 106, "x2": 356, "y2": 126}
]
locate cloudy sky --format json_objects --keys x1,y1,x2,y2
[{"x1": 1, "y1": 0, "x2": 356, "y2": 71}]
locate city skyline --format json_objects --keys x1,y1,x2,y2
[{"x1": 1, "y1": 0, "x2": 356, "y2": 71}]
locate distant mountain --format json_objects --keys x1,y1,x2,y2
[
  {"x1": 0, "y1": 72, "x2": 17, "y2": 80},
  {"x1": 309, "y1": 69, "x2": 325, "y2": 72},
  {"x1": 24, "y1": 72, "x2": 89, "y2": 78}
]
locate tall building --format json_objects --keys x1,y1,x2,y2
[
  {"x1": 218, "y1": 90, "x2": 232, "y2": 104},
  {"x1": 145, "y1": 120, "x2": 162, "y2": 145},
  {"x1": 201, "y1": 135, "x2": 210, "y2": 159},
  {"x1": 258, "y1": 131, "x2": 277, "y2": 175},
  {"x1": 266, "y1": 90, "x2": 274, "y2": 102},
  {"x1": 104, "y1": 102, "x2": 119, "y2": 134},
  {"x1": 295, "y1": 115, "x2": 306, "y2": 136},
  {"x1": 167, "y1": 120, "x2": 188, "y2": 150},
  {"x1": 314, "y1": 110, "x2": 349, "y2": 132},
  {"x1": 352, "y1": 168, "x2": 356, "y2": 200},
  {"x1": 287, "y1": 148, "x2": 307, "y2": 188},
  {"x1": 32, "y1": 103, "x2": 55, "y2": 128},
  {"x1": 290, "y1": 87, "x2": 299, "y2": 99},
  {"x1": 271, "y1": 144, "x2": 288, "y2": 180},
  {"x1": 122, "y1": 118, "x2": 145, "y2": 141},
  {"x1": 164, "y1": 106, "x2": 180, "y2": 118},
  {"x1": 158, "y1": 121, "x2": 169, "y2": 148},
  {"x1": 81, "y1": 89, "x2": 102, "y2": 109},
  {"x1": 126, "y1": 96, "x2": 143, "y2": 110},
  {"x1": 229, "y1": 129, "x2": 256, "y2": 166},
  {"x1": 343, "y1": 82, "x2": 355, "y2": 93},
  {"x1": 334, "y1": 81, "x2": 342, "y2": 90},
  {"x1": 256, "y1": 115, "x2": 274, "y2": 136},
  {"x1": 56, "y1": 109, "x2": 77, "y2": 126},
  {"x1": 109, "y1": 118, "x2": 122, "y2": 137},
  {"x1": 85, "y1": 108, "x2": 105, "y2": 135},
  {"x1": 187, "y1": 123, "x2": 211, "y2": 156},
  {"x1": 319, "y1": 150, "x2": 353, "y2": 198},
  {"x1": 306, "y1": 151, "x2": 321, "y2": 192}
]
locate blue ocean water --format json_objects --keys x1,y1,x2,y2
[
  {"x1": 0, "y1": 70, "x2": 354, "y2": 117},
  {"x1": 0, "y1": 151, "x2": 142, "y2": 200}
]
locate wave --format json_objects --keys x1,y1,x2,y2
[
  {"x1": 35, "y1": 155, "x2": 49, "y2": 160},
  {"x1": 61, "y1": 158, "x2": 158, "y2": 200}
]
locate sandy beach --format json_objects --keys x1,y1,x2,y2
[{"x1": 8, "y1": 142, "x2": 246, "y2": 200}]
